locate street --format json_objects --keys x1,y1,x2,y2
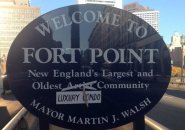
[
  {"x1": 166, "y1": 89, "x2": 185, "y2": 99},
  {"x1": 147, "y1": 89, "x2": 185, "y2": 130}
]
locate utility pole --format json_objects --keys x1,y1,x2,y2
[{"x1": 180, "y1": 35, "x2": 185, "y2": 83}]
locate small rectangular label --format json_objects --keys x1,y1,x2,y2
[{"x1": 56, "y1": 91, "x2": 101, "y2": 104}]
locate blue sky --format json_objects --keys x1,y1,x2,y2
[{"x1": 31, "y1": 0, "x2": 185, "y2": 44}]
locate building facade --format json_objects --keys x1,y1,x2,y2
[
  {"x1": 77, "y1": 0, "x2": 123, "y2": 9},
  {"x1": 124, "y1": 2, "x2": 160, "y2": 32},
  {"x1": 0, "y1": 0, "x2": 40, "y2": 59},
  {"x1": 133, "y1": 11, "x2": 160, "y2": 32},
  {"x1": 169, "y1": 32, "x2": 185, "y2": 68}
]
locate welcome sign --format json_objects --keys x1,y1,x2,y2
[{"x1": 7, "y1": 4, "x2": 171, "y2": 129}]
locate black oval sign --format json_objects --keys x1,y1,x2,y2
[{"x1": 7, "y1": 4, "x2": 171, "y2": 129}]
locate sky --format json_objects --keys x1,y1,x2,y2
[{"x1": 31, "y1": 0, "x2": 185, "y2": 44}]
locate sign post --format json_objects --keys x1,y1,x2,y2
[
  {"x1": 7, "y1": 4, "x2": 171, "y2": 130},
  {"x1": 133, "y1": 116, "x2": 145, "y2": 130}
]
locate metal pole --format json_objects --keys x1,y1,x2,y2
[
  {"x1": 39, "y1": 118, "x2": 49, "y2": 130},
  {"x1": 145, "y1": 116, "x2": 170, "y2": 130},
  {"x1": 133, "y1": 115, "x2": 145, "y2": 130},
  {"x1": 181, "y1": 44, "x2": 184, "y2": 83},
  {"x1": 2, "y1": 108, "x2": 27, "y2": 130}
]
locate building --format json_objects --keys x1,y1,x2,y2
[
  {"x1": 124, "y1": 2, "x2": 160, "y2": 32},
  {"x1": 169, "y1": 32, "x2": 182, "y2": 50},
  {"x1": 133, "y1": 11, "x2": 160, "y2": 32},
  {"x1": 124, "y1": 2, "x2": 150, "y2": 13},
  {"x1": 169, "y1": 32, "x2": 185, "y2": 68},
  {"x1": 0, "y1": 0, "x2": 40, "y2": 59},
  {"x1": 77, "y1": 0, "x2": 123, "y2": 9}
]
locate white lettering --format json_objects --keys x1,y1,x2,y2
[
  {"x1": 22, "y1": 48, "x2": 159, "y2": 64},
  {"x1": 35, "y1": 21, "x2": 51, "y2": 36}
]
